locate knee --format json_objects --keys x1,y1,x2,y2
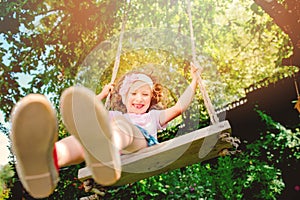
[
  {"x1": 55, "y1": 136, "x2": 84, "y2": 166},
  {"x1": 111, "y1": 115, "x2": 127, "y2": 124},
  {"x1": 111, "y1": 116, "x2": 132, "y2": 131}
]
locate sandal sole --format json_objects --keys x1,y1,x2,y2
[
  {"x1": 60, "y1": 86, "x2": 121, "y2": 185},
  {"x1": 11, "y1": 94, "x2": 58, "y2": 198}
]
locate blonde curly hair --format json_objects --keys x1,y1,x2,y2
[{"x1": 109, "y1": 71, "x2": 168, "y2": 113}]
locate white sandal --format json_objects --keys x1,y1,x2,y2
[
  {"x1": 60, "y1": 86, "x2": 121, "y2": 186},
  {"x1": 11, "y1": 94, "x2": 59, "y2": 198}
]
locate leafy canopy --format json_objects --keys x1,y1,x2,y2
[{"x1": 0, "y1": 0, "x2": 297, "y2": 122}]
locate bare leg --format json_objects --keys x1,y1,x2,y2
[
  {"x1": 55, "y1": 116, "x2": 148, "y2": 167},
  {"x1": 56, "y1": 113, "x2": 148, "y2": 166},
  {"x1": 111, "y1": 116, "x2": 148, "y2": 154},
  {"x1": 55, "y1": 135, "x2": 85, "y2": 167}
]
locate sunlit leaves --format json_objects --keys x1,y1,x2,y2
[
  {"x1": 0, "y1": 0, "x2": 122, "y2": 120},
  {"x1": 0, "y1": 0, "x2": 296, "y2": 120}
]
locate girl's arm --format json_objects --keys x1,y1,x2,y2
[
  {"x1": 159, "y1": 63, "x2": 199, "y2": 126},
  {"x1": 96, "y1": 83, "x2": 114, "y2": 101}
]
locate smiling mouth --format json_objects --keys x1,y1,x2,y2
[{"x1": 133, "y1": 104, "x2": 144, "y2": 109}]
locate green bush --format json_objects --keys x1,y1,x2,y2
[
  {"x1": 47, "y1": 165, "x2": 87, "y2": 200},
  {"x1": 0, "y1": 164, "x2": 15, "y2": 199},
  {"x1": 248, "y1": 109, "x2": 300, "y2": 163},
  {"x1": 102, "y1": 154, "x2": 284, "y2": 200}
]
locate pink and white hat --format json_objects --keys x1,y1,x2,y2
[{"x1": 119, "y1": 73, "x2": 153, "y2": 104}]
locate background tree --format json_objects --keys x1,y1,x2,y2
[
  {"x1": 254, "y1": 0, "x2": 300, "y2": 67},
  {"x1": 1, "y1": 0, "x2": 298, "y2": 122},
  {"x1": 0, "y1": 0, "x2": 123, "y2": 121}
]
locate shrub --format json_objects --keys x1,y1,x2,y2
[{"x1": 0, "y1": 164, "x2": 15, "y2": 199}]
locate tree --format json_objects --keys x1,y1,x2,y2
[
  {"x1": 1, "y1": 0, "x2": 297, "y2": 122},
  {"x1": 0, "y1": 0, "x2": 123, "y2": 121},
  {"x1": 254, "y1": 0, "x2": 300, "y2": 67}
]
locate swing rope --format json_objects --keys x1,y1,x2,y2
[
  {"x1": 81, "y1": 2, "x2": 129, "y2": 196},
  {"x1": 293, "y1": 76, "x2": 300, "y2": 112},
  {"x1": 186, "y1": 0, "x2": 219, "y2": 124},
  {"x1": 104, "y1": 0, "x2": 130, "y2": 109},
  {"x1": 292, "y1": 56, "x2": 300, "y2": 113}
]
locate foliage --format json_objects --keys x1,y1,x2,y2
[
  {"x1": 46, "y1": 165, "x2": 87, "y2": 200},
  {"x1": 0, "y1": 0, "x2": 297, "y2": 121},
  {"x1": 249, "y1": 109, "x2": 300, "y2": 164},
  {"x1": 0, "y1": 0, "x2": 123, "y2": 120},
  {"x1": 0, "y1": 122, "x2": 9, "y2": 138},
  {"x1": 254, "y1": 0, "x2": 300, "y2": 67},
  {"x1": 0, "y1": 164, "x2": 15, "y2": 199},
  {"x1": 5, "y1": 164, "x2": 86, "y2": 199},
  {"x1": 102, "y1": 155, "x2": 283, "y2": 200}
]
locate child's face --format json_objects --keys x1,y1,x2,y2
[{"x1": 125, "y1": 82, "x2": 152, "y2": 114}]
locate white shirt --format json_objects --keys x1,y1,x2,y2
[{"x1": 109, "y1": 110, "x2": 167, "y2": 139}]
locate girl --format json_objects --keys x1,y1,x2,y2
[{"x1": 10, "y1": 64, "x2": 199, "y2": 198}]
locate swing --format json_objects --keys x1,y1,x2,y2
[{"x1": 77, "y1": 0, "x2": 237, "y2": 186}]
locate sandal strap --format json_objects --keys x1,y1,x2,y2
[
  {"x1": 24, "y1": 172, "x2": 51, "y2": 180},
  {"x1": 90, "y1": 160, "x2": 115, "y2": 168}
]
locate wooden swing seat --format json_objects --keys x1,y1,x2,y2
[{"x1": 78, "y1": 120, "x2": 233, "y2": 186}]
